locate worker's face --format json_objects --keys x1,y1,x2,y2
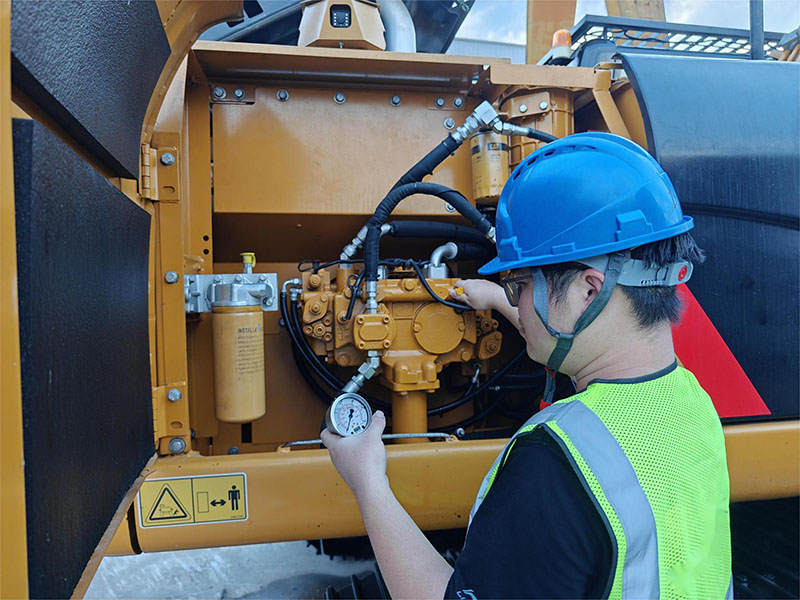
[{"x1": 515, "y1": 267, "x2": 606, "y2": 370}]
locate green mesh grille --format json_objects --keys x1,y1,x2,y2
[{"x1": 575, "y1": 367, "x2": 731, "y2": 599}]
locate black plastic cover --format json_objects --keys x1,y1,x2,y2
[
  {"x1": 10, "y1": 0, "x2": 170, "y2": 179},
  {"x1": 621, "y1": 54, "x2": 800, "y2": 419},
  {"x1": 13, "y1": 119, "x2": 153, "y2": 599}
]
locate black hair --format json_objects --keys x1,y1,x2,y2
[{"x1": 540, "y1": 232, "x2": 705, "y2": 329}]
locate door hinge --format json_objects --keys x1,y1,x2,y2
[{"x1": 140, "y1": 143, "x2": 157, "y2": 200}]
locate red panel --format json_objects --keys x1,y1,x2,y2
[{"x1": 672, "y1": 285, "x2": 770, "y2": 418}]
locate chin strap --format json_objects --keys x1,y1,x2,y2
[{"x1": 532, "y1": 252, "x2": 627, "y2": 404}]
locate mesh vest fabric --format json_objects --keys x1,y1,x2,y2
[{"x1": 470, "y1": 366, "x2": 731, "y2": 599}]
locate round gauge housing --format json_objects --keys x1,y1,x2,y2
[{"x1": 325, "y1": 393, "x2": 372, "y2": 437}]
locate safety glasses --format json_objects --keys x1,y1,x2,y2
[{"x1": 501, "y1": 270, "x2": 533, "y2": 307}]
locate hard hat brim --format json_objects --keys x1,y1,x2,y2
[{"x1": 477, "y1": 216, "x2": 694, "y2": 275}]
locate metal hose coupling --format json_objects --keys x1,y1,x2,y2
[
  {"x1": 341, "y1": 351, "x2": 381, "y2": 394},
  {"x1": 450, "y1": 101, "x2": 502, "y2": 145}
]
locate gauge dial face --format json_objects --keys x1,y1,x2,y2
[{"x1": 327, "y1": 393, "x2": 371, "y2": 436}]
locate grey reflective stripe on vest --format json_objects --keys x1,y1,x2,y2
[
  {"x1": 468, "y1": 400, "x2": 660, "y2": 599},
  {"x1": 726, "y1": 576, "x2": 734, "y2": 600}
]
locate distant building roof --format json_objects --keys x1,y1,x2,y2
[{"x1": 447, "y1": 37, "x2": 526, "y2": 63}]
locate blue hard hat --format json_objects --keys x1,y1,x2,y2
[{"x1": 479, "y1": 132, "x2": 693, "y2": 275}]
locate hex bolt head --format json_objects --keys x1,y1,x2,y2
[
  {"x1": 167, "y1": 388, "x2": 182, "y2": 402},
  {"x1": 213, "y1": 275, "x2": 223, "y2": 283},
  {"x1": 390, "y1": 94, "x2": 402, "y2": 106},
  {"x1": 434, "y1": 96, "x2": 445, "y2": 108},
  {"x1": 212, "y1": 86, "x2": 226, "y2": 99},
  {"x1": 228, "y1": 446, "x2": 240, "y2": 455},
  {"x1": 276, "y1": 89, "x2": 290, "y2": 102},
  {"x1": 164, "y1": 270, "x2": 179, "y2": 284},
  {"x1": 539, "y1": 100, "x2": 549, "y2": 110},
  {"x1": 455, "y1": 427, "x2": 466, "y2": 438},
  {"x1": 160, "y1": 152, "x2": 175, "y2": 166},
  {"x1": 233, "y1": 88, "x2": 245, "y2": 99},
  {"x1": 445, "y1": 203, "x2": 456, "y2": 213},
  {"x1": 519, "y1": 104, "x2": 528, "y2": 113},
  {"x1": 234, "y1": 275, "x2": 243, "y2": 283},
  {"x1": 258, "y1": 274, "x2": 267, "y2": 282},
  {"x1": 334, "y1": 92, "x2": 346, "y2": 104},
  {"x1": 169, "y1": 438, "x2": 186, "y2": 454},
  {"x1": 443, "y1": 117, "x2": 456, "y2": 130},
  {"x1": 453, "y1": 97, "x2": 464, "y2": 108}
]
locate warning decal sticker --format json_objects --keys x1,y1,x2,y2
[{"x1": 138, "y1": 473, "x2": 247, "y2": 528}]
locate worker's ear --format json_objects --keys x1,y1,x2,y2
[{"x1": 577, "y1": 268, "x2": 605, "y2": 308}]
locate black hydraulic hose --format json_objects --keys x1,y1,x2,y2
[
  {"x1": 365, "y1": 183, "x2": 493, "y2": 282},
  {"x1": 427, "y1": 349, "x2": 527, "y2": 416},
  {"x1": 283, "y1": 290, "x2": 392, "y2": 412},
  {"x1": 520, "y1": 127, "x2": 557, "y2": 143},
  {"x1": 386, "y1": 221, "x2": 492, "y2": 247},
  {"x1": 451, "y1": 243, "x2": 495, "y2": 263},
  {"x1": 408, "y1": 260, "x2": 475, "y2": 312},
  {"x1": 390, "y1": 135, "x2": 461, "y2": 191}
]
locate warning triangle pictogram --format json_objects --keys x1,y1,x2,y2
[{"x1": 147, "y1": 484, "x2": 189, "y2": 521}]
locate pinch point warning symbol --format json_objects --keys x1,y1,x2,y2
[{"x1": 147, "y1": 485, "x2": 189, "y2": 521}]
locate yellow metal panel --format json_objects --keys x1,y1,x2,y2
[
  {"x1": 526, "y1": 0, "x2": 577, "y2": 64},
  {"x1": 1, "y1": 2, "x2": 30, "y2": 597}
]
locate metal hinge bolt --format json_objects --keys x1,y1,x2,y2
[
  {"x1": 164, "y1": 270, "x2": 179, "y2": 284},
  {"x1": 160, "y1": 152, "x2": 175, "y2": 166},
  {"x1": 167, "y1": 388, "x2": 182, "y2": 402},
  {"x1": 169, "y1": 438, "x2": 186, "y2": 454}
]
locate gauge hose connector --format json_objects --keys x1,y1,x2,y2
[
  {"x1": 450, "y1": 101, "x2": 501, "y2": 145},
  {"x1": 341, "y1": 352, "x2": 381, "y2": 394}
]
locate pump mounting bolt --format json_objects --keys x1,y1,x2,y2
[
  {"x1": 453, "y1": 97, "x2": 464, "y2": 108},
  {"x1": 169, "y1": 438, "x2": 186, "y2": 454},
  {"x1": 519, "y1": 104, "x2": 528, "y2": 113},
  {"x1": 443, "y1": 118, "x2": 456, "y2": 130},
  {"x1": 276, "y1": 89, "x2": 290, "y2": 102},
  {"x1": 164, "y1": 270, "x2": 179, "y2": 284},
  {"x1": 390, "y1": 95, "x2": 402, "y2": 106},
  {"x1": 334, "y1": 92, "x2": 346, "y2": 104},
  {"x1": 308, "y1": 274, "x2": 322, "y2": 288},
  {"x1": 403, "y1": 279, "x2": 416, "y2": 291},
  {"x1": 539, "y1": 100, "x2": 549, "y2": 110},
  {"x1": 160, "y1": 152, "x2": 175, "y2": 166},
  {"x1": 167, "y1": 388, "x2": 182, "y2": 402},
  {"x1": 413, "y1": 323, "x2": 422, "y2": 333},
  {"x1": 233, "y1": 88, "x2": 245, "y2": 99},
  {"x1": 434, "y1": 97, "x2": 445, "y2": 108},
  {"x1": 212, "y1": 86, "x2": 226, "y2": 99}
]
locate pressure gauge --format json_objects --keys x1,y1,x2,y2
[{"x1": 325, "y1": 393, "x2": 372, "y2": 436}]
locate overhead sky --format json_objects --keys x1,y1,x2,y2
[{"x1": 457, "y1": 0, "x2": 800, "y2": 44}]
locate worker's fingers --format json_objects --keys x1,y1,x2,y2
[
  {"x1": 320, "y1": 428, "x2": 336, "y2": 447},
  {"x1": 367, "y1": 410, "x2": 386, "y2": 440}
]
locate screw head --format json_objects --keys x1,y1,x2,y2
[
  {"x1": 234, "y1": 275, "x2": 243, "y2": 283},
  {"x1": 453, "y1": 97, "x2": 464, "y2": 108},
  {"x1": 539, "y1": 100, "x2": 549, "y2": 110},
  {"x1": 334, "y1": 92, "x2": 346, "y2": 104},
  {"x1": 276, "y1": 89, "x2": 289, "y2": 102},
  {"x1": 213, "y1": 86, "x2": 226, "y2": 99},
  {"x1": 443, "y1": 117, "x2": 456, "y2": 130},
  {"x1": 160, "y1": 152, "x2": 175, "y2": 166},
  {"x1": 390, "y1": 94, "x2": 401, "y2": 106},
  {"x1": 434, "y1": 96, "x2": 445, "y2": 108},
  {"x1": 169, "y1": 438, "x2": 186, "y2": 454},
  {"x1": 164, "y1": 270, "x2": 179, "y2": 284},
  {"x1": 258, "y1": 274, "x2": 267, "y2": 282},
  {"x1": 167, "y1": 388, "x2": 182, "y2": 402},
  {"x1": 519, "y1": 104, "x2": 528, "y2": 113},
  {"x1": 233, "y1": 88, "x2": 245, "y2": 99},
  {"x1": 228, "y1": 446, "x2": 239, "y2": 455},
  {"x1": 445, "y1": 203, "x2": 456, "y2": 213}
]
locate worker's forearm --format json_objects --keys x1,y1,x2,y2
[{"x1": 356, "y1": 478, "x2": 454, "y2": 600}]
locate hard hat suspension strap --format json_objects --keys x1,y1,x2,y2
[{"x1": 532, "y1": 252, "x2": 627, "y2": 403}]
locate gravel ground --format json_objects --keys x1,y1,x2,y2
[{"x1": 85, "y1": 541, "x2": 375, "y2": 599}]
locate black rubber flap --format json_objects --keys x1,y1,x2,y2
[
  {"x1": 622, "y1": 54, "x2": 800, "y2": 419},
  {"x1": 10, "y1": 0, "x2": 170, "y2": 179},
  {"x1": 13, "y1": 119, "x2": 153, "y2": 599}
]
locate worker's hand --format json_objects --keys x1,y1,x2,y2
[
  {"x1": 321, "y1": 410, "x2": 388, "y2": 499},
  {"x1": 450, "y1": 279, "x2": 506, "y2": 311}
]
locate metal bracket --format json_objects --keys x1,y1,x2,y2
[{"x1": 184, "y1": 272, "x2": 279, "y2": 313}]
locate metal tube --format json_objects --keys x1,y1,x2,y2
[
  {"x1": 750, "y1": 0, "x2": 765, "y2": 60},
  {"x1": 430, "y1": 242, "x2": 458, "y2": 268}
]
